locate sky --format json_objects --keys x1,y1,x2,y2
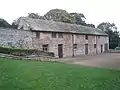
[{"x1": 0, "y1": 0, "x2": 120, "y2": 30}]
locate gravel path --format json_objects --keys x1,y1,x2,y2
[{"x1": 60, "y1": 53, "x2": 120, "y2": 69}]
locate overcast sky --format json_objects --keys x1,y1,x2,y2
[{"x1": 0, "y1": 0, "x2": 119, "y2": 29}]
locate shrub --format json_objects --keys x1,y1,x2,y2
[
  {"x1": 0, "y1": 47, "x2": 38, "y2": 56},
  {"x1": 0, "y1": 47, "x2": 54, "y2": 57},
  {"x1": 115, "y1": 47, "x2": 120, "y2": 50}
]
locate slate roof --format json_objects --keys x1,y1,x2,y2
[{"x1": 17, "y1": 17, "x2": 108, "y2": 36}]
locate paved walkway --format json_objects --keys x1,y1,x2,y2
[{"x1": 60, "y1": 53, "x2": 120, "y2": 69}]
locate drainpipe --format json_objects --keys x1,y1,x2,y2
[
  {"x1": 72, "y1": 34, "x2": 74, "y2": 57},
  {"x1": 96, "y1": 36, "x2": 97, "y2": 54}
]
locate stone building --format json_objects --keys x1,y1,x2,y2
[{"x1": 0, "y1": 17, "x2": 109, "y2": 58}]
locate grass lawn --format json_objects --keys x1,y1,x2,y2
[{"x1": 0, "y1": 58, "x2": 120, "y2": 90}]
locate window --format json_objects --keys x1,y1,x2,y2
[
  {"x1": 73, "y1": 44, "x2": 77, "y2": 49},
  {"x1": 94, "y1": 44, "x2": 96, "y2": 48},
  {"x1": 42, "y1": 44, "x2": 49, "y2": 52},
  {"x1": 98, "y1": 36, "x2": 100, "y2": 39},
  {"x1": 85, "y1": 35, "x2": 88, "y2": 40},
  {"x1": 36, "y1": 32, "x2": 40, "y2": 39},
  {"x1": 58, "y1": 33, "x2": 63, "y2": 38},
  {"x1": 52, "y1": 33, "x2": 57, "y2": 38}
]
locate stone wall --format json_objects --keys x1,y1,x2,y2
[
  {"x1": 0, "y1": 28, "x2": 33, "y2": 49},
  {"x1": 73, "y1": 34, "x2": 109, "y2": 56},
  {"x1": 32, "y1": 32, "x2": 109, "y2": 58},
  {"x1": 32, "y1": 32, "x2": 73, "y2": 58},
  {"x1": 0, "y1": 28, "x2": 109, "y2": 58}
]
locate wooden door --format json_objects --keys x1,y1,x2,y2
[
  {"x1": 101, "y1": 45, "x2": 103, "y2": 53},
  {"x1": 104, "y1": 43, "x2": 108, "y2": 52},
  {"x1": 58, "y1": 44, "x2": 63, "y2": 58},
  {"x1": 85, "y1": 44, "x2": 88, "y2": 55}
]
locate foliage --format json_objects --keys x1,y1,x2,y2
[
  {"x1": 43, "y1": 9, "x2": 75, "y2": 24},
  {"x1": 115, "y1": 47, "x2": 120, "y2": 50},
  {"x1": 97, "y1": 22, "x2": 117, "y2": 32},
  {"x1": 97, "y1": 22, "x2": 120, "y2": 49},
  {"x1": 0, "y1": 18, "x2": 11, "y2": 28},
  {"x1": 43, "y1": 9, "x2": 95, "y2": 27},
  {"x1": 70, "y1": 13, "x2": 86, "y2": 25},
  {"x1": 0, "y1": 58, "x2": 120, "y2": 90},
  {"x1": 11, "y1": 22, "x2": 18, "y2": 29},
  {"x1": 28, "y1": 13, "x2": 43, "y2": 19},
  {"x1": 109, "y1": 30, "x2": 120, "y2": 49},
  {"x1": 13, "y1": 9, "x2": 96, "y2": 28},
  {"x1": 0, "y1": 46, "x2": 38, "y2": 56},
  {"x1": 86, "y1": 24, "x2": 95, "y2": 28}
]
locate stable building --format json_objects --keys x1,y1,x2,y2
[{"x1": 0, "y1": 17, "x2": 109, "y2": 58}]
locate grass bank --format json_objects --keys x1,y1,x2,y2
[{"x1": 0, "y1": 58, "x2": 120, "y2": 90}]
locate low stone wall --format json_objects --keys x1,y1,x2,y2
[
  {"x1": 0, "y1": 28, "x2": 34, "y2": 49},
  {"x1": 0, "y1": 53, "x2": 55, "y2": 61},
  {"x1": 0, "y1": 46, "x2": 55, "y2": 59},
  {"x1": 10, "y1": 51, "x2": 54, "y2": 57}
]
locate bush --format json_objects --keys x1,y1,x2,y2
[
  {"x1": 0, "y1": 47, "x2": 38, "y2": 56},
  {"x1": 0, "y1": 47, "x2": 54, "y2": 57},
  {"x1": 115, "y1": 47, "x2": 120, "y2": 50}
]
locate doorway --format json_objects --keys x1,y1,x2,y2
[
  {"x1": 104, "y1": 43, "x2": 108, "y2": 52},
  {"x1": 58, "y1": 44, "x2": 63, "y2": 58},
  {"x1": 85, "y1": 44, "x2": 88, "y2": 55},
  {"x1": 101, "y1": 45, "x2": 103, "y2": 53}
]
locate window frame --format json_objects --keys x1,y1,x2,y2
[
  {"x1": 52, "y1": 32, "x2": 57, "y2": 38},
  {"x1": 58, "y1": 33, "x2": 63, "y2": 38},
  {"x1": 36, "y1": 32, "x2": 40, "y2": 39},
  {"x1": 85, "y1": 35, "x2": 88, "y2": 40},
  {"x1": 42, "y1": 44, "x2": 49, "y2": 52},
  {"x1": 94, "y1": 44, "x2": 96, "y2": 48},
  {"x1": 73, "y1": 44, "x2": 77, "y2": 50}
]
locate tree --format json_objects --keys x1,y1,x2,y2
[
  {"x1": 43, "y1": 9, "x2": 75, "y2": 24},
  {"x1": 70, "y1": 13, "x2": 86, "y2": 25},
  {"x1": 28, "y1": 13, "x2": 43, "y2": 19},
  {"x1": 97, "y1": 22, "x2": 120, "y2": 49},
  {"x1": 0, "y1": 18, "x2": 11, "y2": 28},
  {"x1": 86, "y1": 24, "x2": 95, "y2": 28},
  {"x1": 14, "y1": 9, "x2": 96, "y2": 28},
  {"x1": 97, "y1": 22, "x2": 117, "y2": 32},
  {"x1": 11, "y1": 21, "x2": 18, "y2": 29},
  {"x1": 70, "y1": 13, "x2": 95, "y2": 28}
]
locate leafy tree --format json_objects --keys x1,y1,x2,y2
[
  {"x1": 11, "y1": 20, "x2": 18, "y2": 29},
  {"x1": 13, "y1": 9, "x2": 96, "y2": 29},
  {"x1": 28, "y1": 13, "x2": 43, "y2": 19},
  {"x1": 97, "y1": 22, "x2": 117, "y2": 32},
  {"x1": 70, "y1": 13, "x2": 86, "y2": 25},
  {"x1": 43, "y1": 9, "x2": 75, "y2": 24},
  {"x1": 86, "y1": 24, "x2": 95, "y2": 28},
  {"x1": 27, "y1": 9, "x2": 96, "y2": 28},
  {"x1": 97, "y1": 22, "x2": 120, "y2": 49},
  {"x1": 70, "y1": 13, "x2": 95, "y2": 28},
  {"x1": 0, "y1": 18, "x2": 11, "y2": 28}
]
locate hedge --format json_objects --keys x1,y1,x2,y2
[
  {"x1": 0, "y1": 47, "x2": 39, "y2": 55},
  {"x1": 0, "y1": 47, "x2": 54, "y2": 57}
]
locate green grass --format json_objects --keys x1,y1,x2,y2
[{"x1": 0, "y1": 58, "x2": 120, "y2": 90}]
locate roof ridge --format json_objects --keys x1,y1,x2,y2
[
  {"x1": 23, "y1": 17, "x2": 97, "y2": 29},
  {"x1": 17, "y1": 17, "x2": 108, "y2": 36}
]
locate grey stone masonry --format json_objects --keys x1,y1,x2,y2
[{"x1": 0, "y1": 28, "x2": 34, "y2": 49}]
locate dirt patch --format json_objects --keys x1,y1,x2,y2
[{"x1": 60, "y1": 53, "x2": 120, "y2": 69}]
